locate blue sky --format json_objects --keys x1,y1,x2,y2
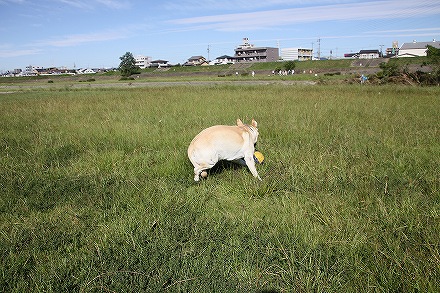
[{"x1": 1, "y1": 0, "x2": 439, "y2": 71}]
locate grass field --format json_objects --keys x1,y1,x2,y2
[{"x1": 1, "y1": 84, "x2": 439, "y2": 292}]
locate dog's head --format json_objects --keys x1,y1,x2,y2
[{"x1": 237, "y1": 118, "x2": 259, "y2": 144}]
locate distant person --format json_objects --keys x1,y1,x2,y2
[{"x1": 360, "y1": 74, "x2": 368, "y2": 84}]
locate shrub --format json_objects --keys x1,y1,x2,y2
[
  {"x1": 284, "y1": 60, "x2": 296, "y2": 71},
  {"x1": 119, "y1": 76, "x2": 135, "y2": 81},
  {"x1": 78, "y1": 78, "x2": 96, "y2": 82},
  {"x1": 378, "y1": 62, "x2": 400, "y2": 77}
]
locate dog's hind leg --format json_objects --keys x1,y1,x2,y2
[
  {"x1": 193, "y1": 166, "x2": 203, "y2": 181},
  {"x1": 193, "y1": 160, "x2": 218, "y2": 181},
  {"x1": 193, "y1": 164, "x2": 212, "y2": 181}
]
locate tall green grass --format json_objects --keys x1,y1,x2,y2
[{"x1": 1, "y1": 85, "x2": 439, "y2": 292}]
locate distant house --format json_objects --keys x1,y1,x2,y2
[
  {"x1": 35, "y1": 67, "x2": 60, "y2": 75},
  {"x1": 19, "y1": 66, "x2": 73, "y2": 76},
  {"x1": 344, "y1": 49, "x2": 380, "y2": 59},
  {"x1": 77, "y1": 68, "x2": 96, "y2": 74},
  {"x1": 13, "y1": 69, "x2": 22, "y2": 76},
  {"x1": 213, "y1": 55, "x2": 235, "y2": 65},
  {"x1": 184, "y1": 56, "x2": 208, "y2": 66},
  {"x1": 398, "y1": 40, "x2": 440, "y2": 57},
  {"x1": 344, "y1": 52, "x2": 359, "y2": 58},
  {"x1": 150, "y1": 60, "x2": 170, "y2": 68},
  {"x1": 359, "y1": 50, "x2": 381, "y2": 59},
  {"x1": 1, "y1": 69, "x2": 23, "y2": 77}
]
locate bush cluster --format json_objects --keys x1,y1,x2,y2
[
  {"x1": 78, "y1": 78, "x2": 96, "y2": 82},
  {"x1": 370, "y1": 45, "x2": 440, "y2": 85},
  {"x1": 369, "y1": 61, "x2": 440, "y2": 85}
]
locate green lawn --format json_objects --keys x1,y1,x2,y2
[{"x1": 1, "y1": 84, "x2": 439, "y2": 292}]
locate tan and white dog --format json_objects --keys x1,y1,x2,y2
[{"x1": 188, "y1": 119, "x2": 261, "y2": 181}]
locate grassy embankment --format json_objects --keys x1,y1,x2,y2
[
  {"x1": 0, "y1": 57, "x2": 430, "y2": 86},
  {"x1": 1, "y1": 84, "x2": 439, "y2": 292}
]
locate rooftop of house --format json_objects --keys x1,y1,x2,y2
[
  {"x1": 400, "y1": 41, "x2": 440, "y2": 50},
  {"x1": 216, "y1": 55, "x2": 235, "y2": 59},
  {"x1": 359, "y1": 49, "x2": 380, "y2": 54},
  {"x1": 188, "y1": 56, "x2": 206, "y2": 61}
]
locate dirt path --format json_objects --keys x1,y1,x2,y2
[{"x1": 0, "y1": 80, "x2": 316, "y2": 91}]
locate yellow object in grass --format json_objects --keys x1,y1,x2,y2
[{"x1": 253, "y1": 151, "x2": 264, "y2": 164}]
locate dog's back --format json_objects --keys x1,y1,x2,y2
[
  {"x1": 188, "y1": 125, "x2": 247, "y2": 161},
  {"x1": 188, "y1": 119, "x2": 260, "y2": 181}
]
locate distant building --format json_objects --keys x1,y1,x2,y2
[
  {"x1": 11, "y1": 69, "x2": 22, "y2": 76},
  {"x1": 213, "y1": 55, "x2": 235, "y2": 65},
  {"x1": 35, "y1": 67, "x2": 60, "y2": 75},
  {"x1": 344, "y1": 52, "x2": 359, "y2": 58},
  {"x1": 398, "y1": 40, "x2": 440, "y2": 57},
  {"x1": 234, "y1": 38, "x2": 279, "y2": 62},
  {"x1": 359, "y1": 50, "x2": 381, "y2": 59},
  {"x1": 280, "y1": 48, "x2": 313, "y2": 61},
  {"x1": 385, "y1": 47, "x2": 399, "y2": 58},
  {"x1": 384, "y1": 41, "x2": 399, "y2": 58},
  {"x1": 24, "y1": 65, "x2": 43, "y2": 76},
  {"x1": 135, "y1": 55, "x2": 152, "y2": 68},
  {"x1": 184, "y1": 56, "x2": 208, "y2": 66},
  {"x1": 76, "y1": 68, "x2": 96, "y2": 74},
  {"x1": 344, "y1": 49, "x2": 381, "y2": 59},
  {"x1": 150, "y1": 60, "x2": 170, "y2": 68}
]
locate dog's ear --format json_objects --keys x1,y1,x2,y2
[
  {"x1": 251, "y1": 119, "x2": 258, "y2": 128},
  {"x1": 236, "y1": 118, "x2": 244, "y2": 126}
]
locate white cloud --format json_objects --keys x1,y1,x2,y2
[
  {"x1": 0, "y1": 48, "x2": 41, "y2": 58},
  {"x1": 365, "y1": 27, "x2": 440, "y2": 34},
  {"x1": 168, "y1": 0, "x2": 440, "y2": 32},
  {"x1": 162, "y1": 0, "x2": 355, "y2": 12},
  {"x1": 0, "y1": 0, "x2": 26, "y2": 4},
  {"x1": 95, "y1": 0, "x2": 130, "y2": 9},
  {"x1": 55, "y1": 0, "x2": 130, "y2": 10},
  {"x1": 57, "y1": 0, "x2": 93, "y2": 9},
  {"x1": 40, "y1": 30, "x2": 129, "y2": 47},
  {"x1": 0, "y1": 25, "x2": 136, "y2": 60}
]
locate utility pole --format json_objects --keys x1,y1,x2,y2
[
  {"x1": 317, "y1": 38, "x2": 321, "y2": 60},
  {"x1": 379, "y1": 44, "x2": 384, "y2": 57},
  {"x1": 207, "y1": 45, "x2": 210, "y2": 62}
]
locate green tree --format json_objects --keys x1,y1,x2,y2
[
  {"x1": 426, "y1": 45, "x2": 440, "y2": 69},
  {"x1": 378, "y1": 61, "x2": 400, "y2": 77},
  {"x1": 426, "y1": 45, "x2": 440, "y2": 59},
  {"x1": 426, "y1": 45, "x2": 440, "y2": 83},
  {"x1": 118, "y1": 52, "x2": 140, "y2": 77},
  {"x1": 284, "y1": 60, "x2": 296, "y2": 71}
]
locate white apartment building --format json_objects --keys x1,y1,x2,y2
[
  {"x1": 24, "y1": 65, "x2": 43, "y2": 76},
  {"x1": 280, "y1": 48, "x2": 313, "y2": 61},
  {"x1": 135, "y1": 55, "x2": 152, "y2": 68}
]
